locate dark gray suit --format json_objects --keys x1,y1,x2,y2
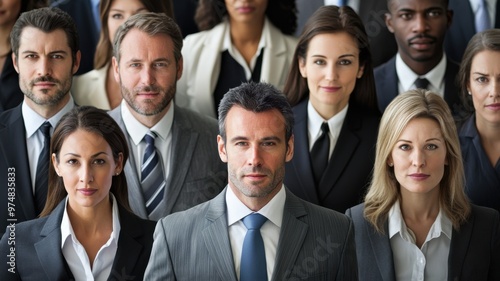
[
  {"x1": 0, "y1": 200, "x2": 156, "y2": 281},
  {"x1": 295, "y1": 0, "x2": 397, "y2": 66},
  {"x1": 108, "y1": 105, "x2": 227, "y2": 220},
  {"x1": 346, "y1": 203, "x2": 500, "y2": 281},
  {"x1": 144, "y1": 187, "x2": 358, "y2": 280},
  {"x1": 374, "y1": 56, "x2": 461, "y2": 114}
]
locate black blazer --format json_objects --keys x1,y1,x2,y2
[
  {"x1": 0, "y1": 200, "x2": 156, "y2": 281},
  {"x1": 346, "y1": 203, "x2": 500, "y2": 281},
  {"x1": 0, "y1": 52, "x2": 23, "y2": 114},
  {"x1": 0, "y1": 105, "x2": 37, "y2": 238},
  {"x1": 445, "y1": 0, "x2": 500, "y2": 63},
  {"x1": 374, "y1": 56, "x2": 461, "y2": 114},
  {"x1": 284, "y1": 99, "x2": 380, "y2": 213}
]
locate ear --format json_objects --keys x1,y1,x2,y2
[
  {"x1": 385, "y1": 12, "x2": 395, "y2": 33},
  {"x1": 176, "y1": 56, "x2": 183, "y2": 81},
  {"x1": 72, "y1": 50, "x2": 81, "y2": 75},
  {"x1": 386, "y1": 156, "x2": 393, "y2": 167},
  {"x1": 217, "y1": 135, "x2": 228, "y2": 163},
  {"x1": 446, "y1": 9, "x2": 453, "y2": 29},
  {"x1": 285, "y1": 134, "x2": 294, "y2": 162},
  {"x1": 114, "y1": 152, "x2": 124, "y2": 174},
  {"x1": 52, "y1": 153, "x2": 60, "y2": 175},
  {"x1": 112, "y1": 56, "x2": 120, "y2": 84},
  {"x1": 357, "y1": 63, "x2": 365, "y2": 79},
  {"x1": 12, "y1": 53, "x2": 19, "y2": 73},
  {"x1": 298, "y1": 57, "x2": 307, "y2": 78}
]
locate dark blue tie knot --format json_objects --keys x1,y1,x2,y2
[
  {"x1": 144, "y1": 131, "x2": 157, "y2": 146},
  {"x1": 243, "y1": 213, "x2": 267, "y2": 230},
  {"x1": 40, "y1": 122, "x2": 51, "y2": 138}
]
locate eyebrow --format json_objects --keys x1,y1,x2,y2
[
  {"x1": 21, "y1": 50, "x2": 68, "y2": 55},
  {"x1": 230, "y1": 136, "x2": 282, "y2": 143},
  {"x1": 397, "y1": 138, "x2": 443, "y2": 143},
  {"x1": 63, "y1": 151, "x2": 108, "y2": 157},
  {"x1": 110, "y1": 7, "x2": 147, "y2": 13},
  {"x1": 311, "y1": 54, "x2": 356, "y2": 58}
]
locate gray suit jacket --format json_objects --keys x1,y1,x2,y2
[
  {"x1": 108, "y1": 105, "x2": 227, "y2": 221},
  {"x1": 144, "y1": 187, "x2": 358, "y2": 280},
  {"x1": 346, "y1": 203, "x2": 500, "y2": 281}
]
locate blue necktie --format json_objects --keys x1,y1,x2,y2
[
  {"x1": 476, "y1": 0, "x2": 491, "y2": 32},
  {"x1": 240, "y1": 213, "x2": 268, "y2": 281},
  {"x1": 35, "y1": 122, "x2": 51, "y2": 214},
  {"x1": 141, "y1": 131, "x2": 165, "y2": 215}
]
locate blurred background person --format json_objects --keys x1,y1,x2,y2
[
  {"x1": 283, "y1": 5, "x2": 380, "y2": 213},
  {"x1": 71, "y1": 0, "x2": 173, "y2": 110},
  {"x1": 0, "y1": 106, "x2": 156, "y2": 280},
  {"x1": 176, "y1": 0, "x2": 298, "y2": 118},
  {"x1": 347, "y1": 90, "x2": 500, "y2": 280},
  {"x1": 0, "y1": 0, "x2": 47, "y2": 114},
  {"x1": 457, "y1": 29, "x2": 500, "y2": 213}
]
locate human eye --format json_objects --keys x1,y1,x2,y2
[
  {"x1": 339, "y1": 59, "x2": 352, "y2": 66},
  {"x1": 427, "y1": 9, "x2": 442, "y2": 18},
  {"x1": 235, "y1": 141, "x2": 248, "y2": 147},
  {"x1": 66, "y1": 159, "x2": 78, "y2": 165},
  {"x1": 399, "y1": 12, "x2": 413, "y2": 20},
  {"x1": 398, "y1": 144, "x2": 411, "y2": 151},
  {"x1": 425, "y1": 144, "x2": 438, "y2": 150},
  {"x1": 51, "y1": 54, "x2": 64, "y2": 59},
  {"x1": 93, "y1": 159, "x2": 106, "y2": 165},
  {"x1": 154, "y1": 62, "x2": 168, "y2": 68},
  {"x1": 262, "y1": 141, "x2": 276, "y2": 147},
  {"x1": 110, "y1": 13, "x2": 124, "y2": 20},
  {"x1": 129, "y1": 62, "x2": 141, "y2": 68},
  {"x1": 313, "y1": 59, "x2": 326, "y2": 66},
  {"x1": 475, "y1": 76, "x2": 489, "y2": 84},
  {"x1": 25, "y1": 54, "x2": 37, "y2": 59}
]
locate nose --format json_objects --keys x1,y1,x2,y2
[
  {"x1": 37, "y1": 57, "x2": 51, "y2": 76},
  {"x1": 325, "y1": 65, "x2": 337, "y2": 81},
  {"x1": 247, "y1": 145, "x2": 262, "y2": 167},
  {"x1": 412, "y1": 14, "x2": 429, "y2": 34},
  {"x1": 490, "y1": 79, "x2": 500, "y2": 98},
  {"x1": 412, "y1": 148, "x2": 426, "y2": 167},
  {"x1": 79, "y1": 165, "x2": 94, "y2": 184},
  {"x1": 140, "y1": 66, "x2": 156, "y2": 86}
]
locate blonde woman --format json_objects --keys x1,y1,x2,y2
[{"x1": 346, "y1": 90, "x2": 500, "y2": 280}]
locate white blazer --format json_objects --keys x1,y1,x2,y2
[
  {"x1": 176, "y1": 18, "x2": 298, "y2": 117},
  {"x1": 71, "y1": 64, "x2": 111, "y2": 110}
]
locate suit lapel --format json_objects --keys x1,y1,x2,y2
[
  {"x1": 34, "y1": 202, "x2": 74, "y2": 280},
  {"x1": 0, "y1": 105, "x2": 37, "y2": 220},
  {"x1": 271, "y1": 191, "x2": 308, "y2": 281},
  {"x1": 202, "y1": 189, "x2": 238, "y2": 281},
  {"x1": 108, "y1": 107, "x2": 148, "y2": 218},
  {"x1": 443, "y1": 60, "x2": 460, "y2": 112},
  {"x1": 448, "y1": 212, "x2": 474, "y2": 280},
  {"x1": 318, "y1": 106, "x2": 360, "y2": 199},
  {"x1": 376, "y1": 57, "x2": 399, "y2": 111},
  {"x1": 368, "y1": 222, "x2": 396, "y2": 281},
  {"x1": 261, "y1": 20, "x2": 288, "y2": 88},
  {"x1": 161, "y1": 106, "x2": 199, "y2": 215},
  {"x1": 290, "y1": 100, "x2": 320, "y2": 203}
]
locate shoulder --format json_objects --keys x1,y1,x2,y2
[
  {"x1": 183, "y1": 22, "x2": 227, "y2": 49},
  {"x1": 156, "y1": 199, "x2": 213, "y2": 235},
  {"x1": 174, "y1": 105, "x2": 218, "y2": 135},
  {"x1": 290, "y1": 192, "x2": 352, "y2": 229},
  {"x1": 470, "y1": 204, "x2": 500, "y2": 221},
  {"x1": 0, "y1": 105, "x2": 22, "y2": 127},
  {"x1": 374, "y1": 56, "x2": 396, "y2": 76}
]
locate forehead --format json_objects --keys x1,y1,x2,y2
[
  {"x1": 18, "y1": 27, "x2": 70, "y2": 52},
  {"x1": 60, "y1": 129, "x2": 111, "y2": 153},
  {"x1": 389, "y1": 0, "x2": 447, "y2": 11},
  {"x1": 225, "y1": 106, "x2": 286, "y2": 138},
  {"x1": 307, "y1": 32, "x2": 359, "y2": 56},
  {"x1": 119, "y1": 28, "x2": 174, "y2": 58},
  {"x1": 399, "y1": 117, "x2": 443, "y2": 138}
]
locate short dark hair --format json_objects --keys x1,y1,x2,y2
[
  {"x1": 40, "y1": 106, "x2": 131, "y2": 217},
  {"x1": 113, "y1": 12, "x2": 183, "y2": 65},
  {"x1": 11, "y1": 7, "x2": 79, "y2": 62},
  {"x1": 218, "y1": 82, "x2": 294, "y2": 144}
]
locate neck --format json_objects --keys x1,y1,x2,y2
[
  {"x1": 399, "y1": 190, "x2": 440, "y2": 221},
  {"x1": 230, "y1": 182, "x2": 282, "y2": 212},
  {"x1": 229, "y1": 18, "x2": 264, "y2": 45},
  {"x1": 476, "y1": 115, "x2": 500, "y2": 142},
  {"x1": 401, "y1": 51, "x2": 443, "y2": 76},
  {"x1": 311, "y1": 99, "x2": 347, "y2": 120},
  {"x1": 127, "y1": 101, "x2": 171, "y2": 128},
  {"x1": 24, "y1": 94, "x2": 70, "y2": 119},
  {"x1": 67, "y1": 196, "x2": 113, "y2": 235}
]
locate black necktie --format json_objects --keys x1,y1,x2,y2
[
  {"x1": 414, "y1": 77, "x2": 430, "y2": 90},
  {"x1": 35, "y1": 122, "x2": 51, "y2": 214},
  {"x1": 310, "y1": 122, "x2": 330, "y2": 185}
]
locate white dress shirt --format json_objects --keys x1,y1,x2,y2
[
  {"x1": 121, "y1": 99, "x2": 173, "y2": 182},
  {"x1": 470, "y1": 0, "x2": 497, "y2": 28},
  {"x1": 226, "y1": 185, "x2": 286, "y2": 281},
  {"x1": 388, "y1": 200, "x2": 452, "y2": 281},
  {"x1": 307, "y1": 101, "x2": 348, "y2": 159},
  {"x1": 23, "y1": 95, "x2": 75, "y2": 193},
  {"x1": 221, "y1": 18, "x2": 268, "y2": 80},
  {"x1": 61, "y1": 194, "x2": 121, "y2": 281},
  {"x1": 395, "y1": 53, "x2": 447, "y2": 98}
]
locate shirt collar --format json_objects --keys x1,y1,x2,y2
[
  {"x1": 121, "y1": 99, "x2": 174, "y2": 145},
  {"x1": 395, "y1": 52, "x2": 447, "y2": 91},
  {"x1": 22, "y1": 95, "x2": 75, "y2": 138},
  {"x1": 307, "y1": 100, "x2": 348, "y2": 143},
  {"x1": 226, "y1": 184, "x2": 286, "y2": 228},
  {"x1": 388, "y1": 200, "x2": 453, "y2": 241},
  {"x1": 61, "y1": 193, "x2": 121, "y2": 248}
]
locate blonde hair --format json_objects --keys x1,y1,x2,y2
[{"x1": 363, "y1": 89, "x2": 470, "y2": 233}]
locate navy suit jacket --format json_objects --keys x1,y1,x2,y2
[
  {"x1": 0, "y1": 200, "x2": 156, "y2": 281},
  {"x1": 346, "y1": 203, "x2": 500, "y2": 281},
  {"x1": 0, "y1": 105, "x2": 37, "y2": 239},
  {"x1": 0, "y1": 53, "x2": 23, "y2": 114},
  {"x1": 145, "y1": 187, "x2": 358, "y2": 280},
  {"x1": 445, "y1": 0, "x2": 500, "y2": 63},
  {"x1": 374, "y1": 56, "x2": 461, "y2": 114},
  {"x1": 284, "y1": 99, "x2": 380, "y2": 213}
]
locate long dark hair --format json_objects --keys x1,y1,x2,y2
[
  {"x1": 194, "y1": 0, "x2": 297, "y2": 35},
  {"x1": 40, "y1": 106, "x2": 131, "y2": 217},
  {"x1": 283, "y1": 5, "x2": 377, "y2": 111}
]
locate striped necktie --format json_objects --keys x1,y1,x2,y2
[
  {"x1": 476, "y1": 0, "x2": 491, "y2": 32},
  {"x1": 35, "y1": 121, "x2": 51, "y2": 214},
  {"x1": 141, "y1": 131, "x2": 166, "y2": 215}
]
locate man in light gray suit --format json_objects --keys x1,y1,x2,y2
[
  {"x1": 145, "y1": 82, "x2": 358, "y2": 280},
  {"x1": 108, "y1": 13, "x2": 227, "y2": 221}
]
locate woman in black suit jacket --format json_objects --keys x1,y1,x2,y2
[
  {"x1": 282, "y1": 5, "x2": 380, "y2": 213},
  {"x1": 346, "y1": 90, "x2": 500, "y2": 280},
  {"x1": 0, "y1": 106, "x2": 155, "y2": 280}
]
